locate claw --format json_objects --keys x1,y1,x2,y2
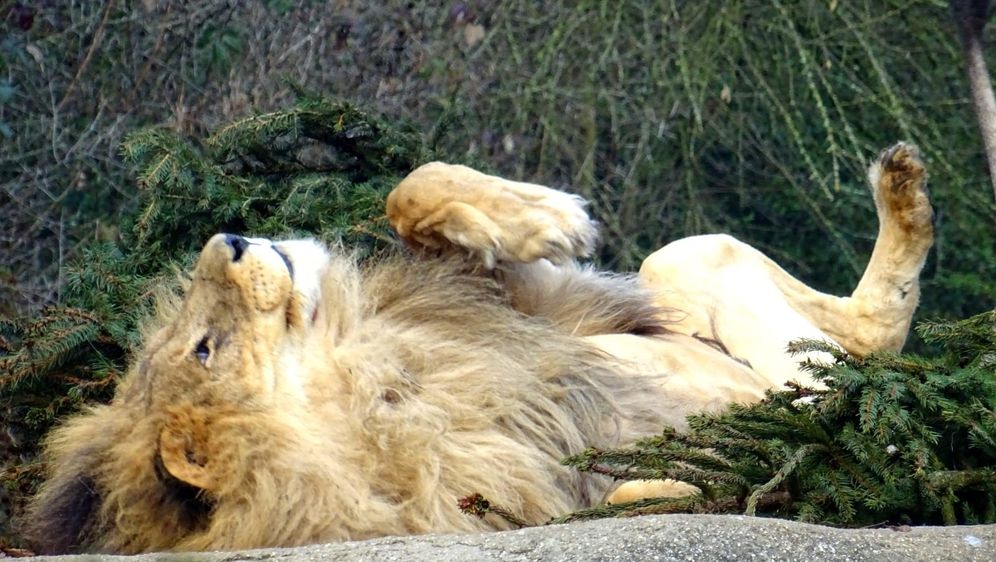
[{"x1": 880, "y1": 142, "x2": 922, "y2": 174}]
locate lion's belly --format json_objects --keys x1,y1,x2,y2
[
  {"x1": 639, "y1": 234, "x2": 839, "y2": 389},
  {"x1": 584, "y1": 332, "x2": 769, "y2": 429}
]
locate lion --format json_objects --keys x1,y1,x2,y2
[{"x1": 25, "y1": 143, "x2": 933, "y2": 554}]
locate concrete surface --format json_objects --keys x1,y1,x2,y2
[{"x1": 26, "y1": 514, "x2": 996, "y2": 561}]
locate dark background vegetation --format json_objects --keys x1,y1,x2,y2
[
  {"x1": 1, "y1": 0, "x2": 995, "y2": 546},
  {"x1": 3, "y1": 0, "x2": 995, "y2": 319}
]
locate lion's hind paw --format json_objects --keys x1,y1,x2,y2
[{"x1": 869, "y1": 142, "x2": 933, "y2": 237}]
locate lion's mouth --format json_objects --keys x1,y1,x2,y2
[
  {"x1": 270, "y1": 239, "x2": 329, "y2": 327},
  {"x1": 272, "y1": 247, "x2": 295, "y2": 280}
]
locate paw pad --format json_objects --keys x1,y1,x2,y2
[
  {"x1": 880, "y1": 142, "x2": 920, "y2": 172},
  {"x1": 872, "y1": 142, "x2": 933, "y2": 238}
]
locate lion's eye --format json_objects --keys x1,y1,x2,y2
[{"x1": 194, "y1": 337, "x2": 210, "y2": 365}]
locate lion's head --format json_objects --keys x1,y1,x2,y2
[
  {"x1": 25, "y1": 235, "x2": 404, "y2": 553},
  {"x1": 127, "y1": 235, "x2": 336, "y2": 492},
  {"x1": 120, "y1": 234, "x2": 330, "y2": 408},
  {"x1": 27, "y1": 232, "x2": 655, "y2": 554}
]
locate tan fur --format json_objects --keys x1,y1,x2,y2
[
  {"x1": 388, "y1": 162, "x2": 599, "y2": 267},
  {"x1": 637, "y1": 144, "x2": 934, "y2": 386},
  {"x1": 26, "y1": 144, "x2": 933, "y2": 553}
]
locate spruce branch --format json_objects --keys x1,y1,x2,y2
[
  {"x1": 746, "y1": 444, "x2": 817, "y2": 516},
  {"x1": 457, "y1": 494, "x2": 532, "y2": 529}
]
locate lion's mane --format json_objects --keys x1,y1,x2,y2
[{"x1": 26, "y1": 253, "x2": 669, "y2": 553}]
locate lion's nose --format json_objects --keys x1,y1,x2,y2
[{"x1": 225, "y1": 234, "x2": 248, "y2": 262}]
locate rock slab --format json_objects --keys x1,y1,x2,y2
[{"x1": 27, "y1": 514, "x2": 996, "y2": 561}]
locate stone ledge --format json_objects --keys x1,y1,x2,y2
[{"x1": 27, "y1": 514, "x2": 996, "y2": 562}]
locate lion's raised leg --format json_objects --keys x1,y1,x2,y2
[
  {"x1": 639, "y1": 143, "x2": 934, "y2": 385},
  {"x1": 602, "y1": 144, "x2": 933, "y2": 507},
  {"x1": 773, "y1": 143, "x2": 934, "y2": 356}
]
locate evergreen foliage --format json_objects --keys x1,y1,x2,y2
[
  {"x1": 0, "y1": 97, "x2": 424, "y2": 543},
  {"x1": 552, "y1": 312, "x2": 996, "y2": 527},
  {"x1": 120, "y1": 95, "x2": 424, "y2": 269}
]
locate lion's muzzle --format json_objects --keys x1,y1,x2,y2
[
  {"x1": 199, "y1": 234, "x2": 294, "y2": 312},
  {"x1": 198, "y1": 234, "x2": 329, "y2": 327}
]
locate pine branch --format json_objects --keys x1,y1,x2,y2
[
  {"x1": 457, "y1": 494, "x2": 532, "y2": 529},
  {"x1": 746, "y1": 444, "x2": 817, "y2": 516}
]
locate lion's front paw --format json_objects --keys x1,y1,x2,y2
[
  {"x1": 388, "y1": 162, "x2": 598, "y2": 267},
  {"x1": 870, "y1": 142, "x2": 933, "y2": 237}
]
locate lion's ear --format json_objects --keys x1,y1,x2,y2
[{"x1": 158, "y1": 406, "x2": 216, "y2": 492}]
